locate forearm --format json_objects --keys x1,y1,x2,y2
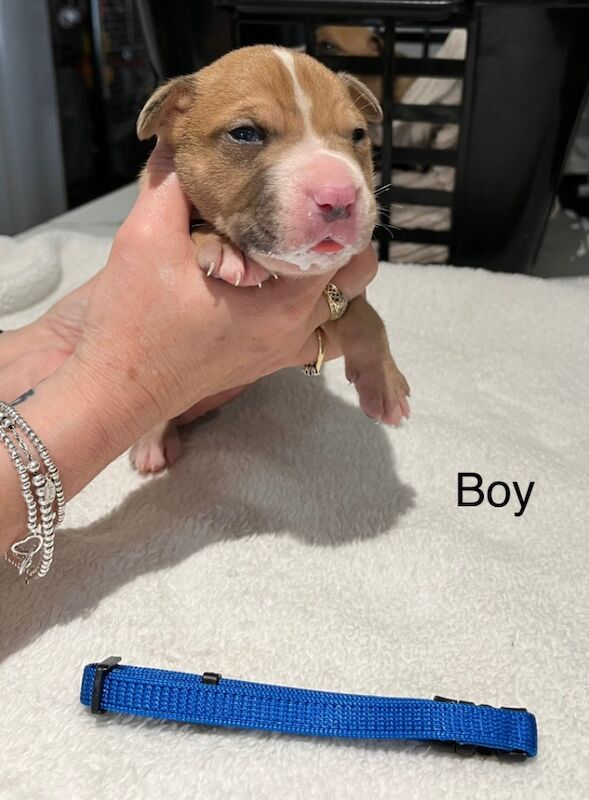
[{"x1": 0, "y1": 360, "x2": 152, "y2": 556}]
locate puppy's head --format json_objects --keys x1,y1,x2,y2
[{"x1": 137, "y1": 45, "x2": 382, "y2": 276}]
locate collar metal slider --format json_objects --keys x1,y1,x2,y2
[{"x1": 91, "y1": 656, "x2": 122, "y2": 714}]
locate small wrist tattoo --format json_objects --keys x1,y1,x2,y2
[{"x1": 10, "y1": 388, "x2": 35, "y2": 407}]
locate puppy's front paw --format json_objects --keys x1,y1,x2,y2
[
  {"x1": 130, "y1": 421, "x2": 180, "y2": 474},
  {"x1": 349, "y1": 360, "x2": 410, "y2": 426},
  {"x1": 191, "y1": 229, "x2": 271, "y2": 287}
]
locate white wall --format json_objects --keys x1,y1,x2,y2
[{"x1": 0, "y1": 0, "x2": 67, "y2": 234}]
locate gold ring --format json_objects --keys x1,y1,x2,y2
[
  {"x1": 300, "y1": 328, "x2": 325, "y2": 376},
  {"x1": 323, "y1": 283, "x2": 349, "y2": 321}
]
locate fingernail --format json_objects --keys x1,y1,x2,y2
[
  {"x1": 206, "y1": 262, "x2": 215, "y2": 277},
  {"x1": 235, "y1": 275, "x2": 241, "y2": 287}
]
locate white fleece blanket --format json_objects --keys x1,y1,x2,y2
[{"x1": 1, "y1": 231, "x2": 588, "y2": 800}]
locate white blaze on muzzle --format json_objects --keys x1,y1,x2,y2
[{"x1": 264, "y1": 48, "x2": 375, "y2": 272}]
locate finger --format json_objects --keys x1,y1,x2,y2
[
  {"x1": 289, "y1": 328, "x2": 342, "y2": 370},
  {"x1": 262, "y1": 243, "x2": 378, "y2": 321},
  {"x1": 309, "y1": 246, "x2": 379, "y2": 330},
  {"x1": 123, "y1": 140, "x2": 192, "y2": 237},
  {"x1": 331, "y1": 244, "x2": 378, "y2": 299}
]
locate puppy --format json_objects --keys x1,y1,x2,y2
[
  {"x1": 131, "y1": 45, "x2": 409, "y2": 473},
  {"x1": 315, "y1": 26, "x2": 415, "y2": 102}
]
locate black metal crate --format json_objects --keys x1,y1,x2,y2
[{"x1": 217, "y1": 0, "x2": 589, "y2": 272}]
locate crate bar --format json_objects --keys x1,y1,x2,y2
[
  {"x1": 391, "y1": 104, "x2": 460, "y2": 123},
  {"x1": 230, "y1": 8, "x2": 242, "y2": 47},
  {"x1": 394, "y1": 57, "x2": 464, "y2": 78},
  {"x1": 448, "y1": 8, "x2": 476, "y2": 265},
  {"x1": 391, "y1": 228, "x2": 451, "y2": 245},
  {"x1": 423, "y1": 25, "x2": 431, "y2": 58},
  {"x1": 396, "y1": 29, "x2": 449, "y2": 45},
  {"x1": 303, "y1": 13, "x2": 315, "y2": 57},
  {"x1": 317, "y1": 55, "x2": 464, "y2": 79},
  {"x1": 392, "y1": 147, "x2": 457, "y2": 166},
  {"x1": 220, "y1": 1, "x2": 468, "y2": 20},
  {"x1": 233, "y1": 15, "x2": 469, "y2": 27},
  {"x1": 377, "y1": 19, "x2": 396, "y2": 260},
  {"x1": 389, "y1": 187, "x2": 453, "y2": 206}
]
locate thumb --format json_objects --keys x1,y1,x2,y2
[{"x1": 125, "y1": 140, "x2": 192, "y2": 237}]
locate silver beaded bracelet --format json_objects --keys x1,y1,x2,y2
[{"x1": 0, "y1": 400, "x2": 65, "y2": 581}]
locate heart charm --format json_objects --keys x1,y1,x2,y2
[{"x1": 10, "y1": 533, "x2": 43, "y2": 575}]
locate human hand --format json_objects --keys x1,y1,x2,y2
[
  {"x1": 0, "y1": 277, "x2": 96, "y2": 404},
  {"x1": 47, "y1": 142, "x2": 377, "y2": 444}
]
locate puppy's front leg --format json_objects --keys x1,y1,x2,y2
[{"x1": 322, "y1": 295, "x2": 410, "y2": 425}]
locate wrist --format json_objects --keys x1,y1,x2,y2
[
  {"x1": 65, "y1": 352, "x2": 165, "y2": 455},
  {"x1": 0, "y1": 348, "x2": 173, "y2": 557},
  {"x1": 10, "y1": 356, "x2": 159, "y2": 503}
]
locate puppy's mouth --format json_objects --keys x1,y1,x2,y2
[
  {"x1": 248, "y1": 241, "x2": 357, "y2": 277},
  {"x1": 309, "y1": 237, "x2": 345, "y2": 254},
  {"x1": 229, "y1": 213, "x2": 373, "y2": 276}
]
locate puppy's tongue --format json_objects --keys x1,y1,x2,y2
[{"x1": 310, "y1": 238, "x2": 344, "y2": 254}]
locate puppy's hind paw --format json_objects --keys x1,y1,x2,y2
[{"x1": 130, "y1": 421, "x2": 180, "y2": 474}]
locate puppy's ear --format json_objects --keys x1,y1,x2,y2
[
  {"x1": 338, "y1": 72, "x2": 383, "y2": 124},
  {"x1": 137, "y1": 75, "x2": 196, "y2": 140}
]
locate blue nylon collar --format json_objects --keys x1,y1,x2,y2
[{"x1": 80, "y1": 658, "x2": 537, "y2": 760}]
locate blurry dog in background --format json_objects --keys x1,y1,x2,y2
[{"x1": 315, "y1": 25, "x2": 414, "y2": 103}]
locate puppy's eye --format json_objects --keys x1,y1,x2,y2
[
  {"x1": 352, "y1": 128, "x2": 367, "y2": 143},
  {"x1": 228, "y1": 125, "x2": 264, "y2": 143},
  {"x1": 317, "y1": 40, "x2": 341, "y2": 55}
]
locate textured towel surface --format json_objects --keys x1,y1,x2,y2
[
  {"x1": 0, "y1": 231, "x2": 588, "y2": 800},
  {"x1": 0, "y1": 233, "x2": 62, "y2": 314}
]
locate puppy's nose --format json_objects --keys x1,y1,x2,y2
[{"x1": 313, "y1": 186, "x2": 357, "y2": 222}]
